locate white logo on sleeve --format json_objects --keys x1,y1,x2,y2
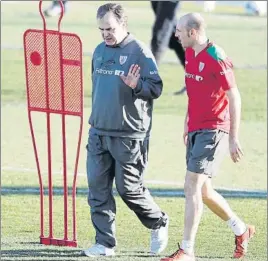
[{"x1": 220, "y1": 67, "x2": 232, "y2": 75}]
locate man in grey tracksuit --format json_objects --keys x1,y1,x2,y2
[{"x1": 82, "y1": 3, "x2": 169, "y2": 258}]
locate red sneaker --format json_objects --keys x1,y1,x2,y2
[
  {"x1": 233, "y1": 225, "x2": 256, "y2": 259},
  {"x1": 160, "y1": 247, "x2": 195, "y2": 261}
]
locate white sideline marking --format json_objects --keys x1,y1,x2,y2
[
  {"x1": 1, "y1": 166, "x2": 267, "y2": 198},
  {"x1": 1, "y1": 187, "x2": 267, "y2": 199}
]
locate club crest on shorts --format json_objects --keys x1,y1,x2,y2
[
  {"x1": 119, "y1": 55, "x2": 127, "y2": 65},
  {"x1": 199, "y1": 62, "x2": 205, "y2": 72}
]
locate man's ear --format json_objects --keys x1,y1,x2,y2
[
  {"x1": 122, "y1": 16, "x2": 128, "y2": 28},
  {"x1": 188, "y1": 28, "x2": 195, "y2": 37}
]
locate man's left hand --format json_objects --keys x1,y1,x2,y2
[
  {"x1": 120, "y1": 64, "x2": 140, "y2": 89},
  {"x1": 229, "y1": 137, "x2": 244, "y2": 163}
]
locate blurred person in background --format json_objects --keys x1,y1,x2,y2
[
  {"x1": 244, "y1": 1, "x2": 267, "y2": 16},
  {"x1": 203, "y1": 1, "x2": 216, "y2": 12},
  {"x1": 150, "y1": 1, "x2": 186, "y2": 95},
  {"x1": 44, "y1": 0, "x2": 68, "y2": 17}
]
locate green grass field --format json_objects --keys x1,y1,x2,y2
[{"x1": 1, "y1": 1, "x2": 267, "y2": 261}]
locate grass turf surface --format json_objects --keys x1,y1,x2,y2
[{"x1": 1, "y1": 1, "x2": 267, "y2": 261}]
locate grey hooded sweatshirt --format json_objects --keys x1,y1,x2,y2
[{"x1": 89, "y1": 33, "x2": 163, "y2": 138}]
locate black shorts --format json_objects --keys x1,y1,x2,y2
[{"x1": 186, "y1": 129, "x2": 229, "y2": 177}]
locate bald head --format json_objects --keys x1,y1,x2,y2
[
  {"x1": 179, "y1": 13, "x2": 206, "y2": 33},
  {"x1": 175, "y1": 12, "x2": 208, "y2": 49}
]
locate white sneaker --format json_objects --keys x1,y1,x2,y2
[
  {"x1": 82, "y1": 243, "x2": 115, "y2": 257},
  {"x1": 150, "y1": 215, "x2": 169, "y2": 255}
]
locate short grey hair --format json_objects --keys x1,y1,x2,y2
[{"x1": 97, "y1": 3, "x2": 126, "y2": 23}]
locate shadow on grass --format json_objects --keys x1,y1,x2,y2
[
  {"x1": 1, "y1": 248, "x2": 230, "y2": 260},
  {"x1": 1, "y1": 186, "x2": 267, "y2": 199},
  {"x1": 1, "y1": 248, "x2": 81, "y2": 258},
  {"x1": 1, "y1": 248, "x2": 160, "y2": 260},
  {"x1": 197, "y1": 255, "x2": 226, "y2": 260}
]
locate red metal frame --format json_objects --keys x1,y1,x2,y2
[{"x1": 23, "y1": 0, "x2": 83, "y2": 247}]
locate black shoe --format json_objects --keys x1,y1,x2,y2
[{"x1": 173, "y1": 86, "x2": 186, "y2": 95}]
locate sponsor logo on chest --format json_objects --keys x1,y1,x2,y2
[
  {"x1": 185, "y1": 61, "x2": 205, "y2": 82},
  {"x1": 95, "y1": 68, "x2": 125, "y2": 76},
  {"x1": 185, "y1": 72, "x2": 203, "y2": 82}
]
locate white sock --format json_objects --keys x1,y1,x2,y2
[
  {"x1": 227, "y1": 215, "x2": 247, "y2": 236},
  {"x1": 181, "y1": 240, "x2": 194, "y2": 255}
]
